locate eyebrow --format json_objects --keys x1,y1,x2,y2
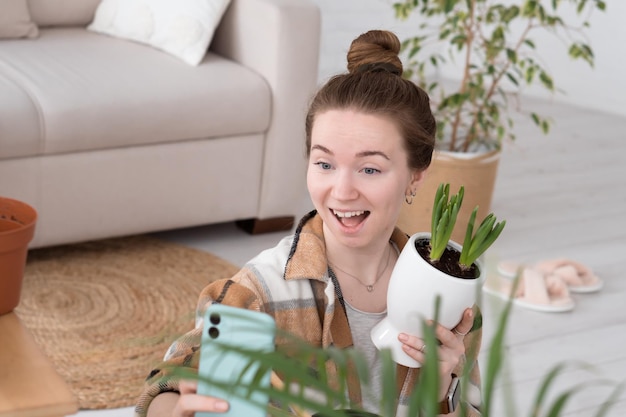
[{"x1": 310, "y1": 144, "x2": 390, "y2": 160}]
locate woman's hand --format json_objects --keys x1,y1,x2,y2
[
  {"x1": 176, "y1": 380, "x2": 230, "y2": 416},
  {"x1": 398, "y1": 307, "x2": 474, "y2": 399},
  {"x1": 152, "y1": 380, "x2": 229, "y2": 417}
]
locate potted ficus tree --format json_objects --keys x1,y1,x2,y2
[
  {"x1": 394, "y1": 0, "x2": 606, "y2": 243},
  {"x1": 371, "y1": 183, "x2": 505, "y2": 367}
]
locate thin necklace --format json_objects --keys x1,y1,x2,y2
[{"x1": 329, "y1": 244, "x2": 392, "y2": 292}]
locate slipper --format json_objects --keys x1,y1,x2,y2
[
  {"x1": 483, "y1": 268, "x2": 575, "y2": 313},
  {"x1": 498, "y1": 258, "x2": 603, "y2": 293}
]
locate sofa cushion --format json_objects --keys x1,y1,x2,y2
[
  {"x1": 28, "y1": 0, "x2": 101, "y2": 27},
  {"x1": 0, "y1": 28, "x2": 271, "y2": 159},
  {"x1": 87, "y1": 0, "x2": 231, "y2": 66},
  {"x1": 0, "y1": 0, "x2": 38, "y2": 39},
  {"x1": 0, "y1": 72, "x2": 41, "y2": 157}
]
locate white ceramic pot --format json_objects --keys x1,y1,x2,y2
[{"x1": 371, "y1": 232, "x2": 484, "y2": 368}]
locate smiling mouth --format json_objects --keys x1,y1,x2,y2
[{"x1": 331, "y1": 209, "x2": 370, "y2": 227}]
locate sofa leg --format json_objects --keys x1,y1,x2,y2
[{"x1": 236, "y1": 216, "x2": 295, "y2": 235}]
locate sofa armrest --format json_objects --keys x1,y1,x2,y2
[{"x1": 211, "y1": 0, "x2": 321, "y2": 219}]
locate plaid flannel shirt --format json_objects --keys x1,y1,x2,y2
[{"x1": 135, "y1": 211, "x2": 482, "y2": 416}]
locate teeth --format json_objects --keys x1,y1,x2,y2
[{"x1": 332, "y1": 209, "x2": 365, "y2": 218}]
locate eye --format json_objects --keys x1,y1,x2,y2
[
  {"x1": 314, "y1": 161, "x2": 332, "y2": 170},
  {"x1": 362, "y1": 167, "x2": 381, "y2": 175}
]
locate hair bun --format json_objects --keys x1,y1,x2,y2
[
  {"x1": 356, "y1": 62, "x2": 401, "y2": 76},
  {"x1": 347, "y1": 30, "x2": 403, "y2": 75}
]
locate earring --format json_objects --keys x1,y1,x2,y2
[{"x1": 405, "y1": 189, "x2": 416, "y2": 205}]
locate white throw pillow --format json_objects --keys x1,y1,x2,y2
[
  {"x1": 0, "y1": 0, "x2": 39, "y2": 39},
  {"x1": 87, "y1": 0, "x2": 231, "y2": 66}
]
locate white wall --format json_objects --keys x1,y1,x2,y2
[
  {"x1": 311, "y1": 0, "x2": 626, "y2": 118},
  {"x1": 310, "y1": 0, "x2": 422, "y2": 83},
  {"x1": 520, "y1": 1, "x2": 626, "y2": 118}
]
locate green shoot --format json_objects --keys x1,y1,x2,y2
[
  {"x1": 429, "y1": 183, "x2": 463, "y2": 262},
  {"x1": 459, "y1": 207, "x2": 506, "y2": 268},
  {"x1": 429, "y1": 183, "x2": 506, "y2": 268}
]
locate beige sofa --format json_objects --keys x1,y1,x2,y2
[{"x1": 0, "y1": 0, "x2": 321, "y2": 249}]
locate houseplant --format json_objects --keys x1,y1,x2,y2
[
  {"x1": 371, "y1": 183, "x2": 505, "y2": 367},
  {"x1": 394, "y1": 0, "x2": 605, "y2": 242},
  {"x1": 0, "y1": 196, "x2": 37, "y2": 315}
]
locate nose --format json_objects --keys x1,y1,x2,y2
[{"x1": 331, "y1": 171, "x2": 359, "y2": 201}]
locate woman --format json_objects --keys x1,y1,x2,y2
[{"x1": 136, "y1": 30, "x2": 482, "y2": 417}]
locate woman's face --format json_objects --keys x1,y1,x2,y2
[{"x1": 307, "y1": 109, "x2": 422, "y2": 250}]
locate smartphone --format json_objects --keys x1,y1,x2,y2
[{"x1": 197, "y1": 304, "x2": 276, "y2": 417}]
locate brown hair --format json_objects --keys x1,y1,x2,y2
[{"x1": 305, "y1": 30, "x2": 436, "y2": 171}]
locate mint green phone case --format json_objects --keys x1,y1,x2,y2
[{"x1": 197, "y1": 304, "x2": 276, "y2": 417}]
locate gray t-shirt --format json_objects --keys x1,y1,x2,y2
[{"x1": 345, "y1": 301, "x2": 386, "y2": 414}]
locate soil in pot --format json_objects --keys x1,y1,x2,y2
[{"x1": 414, "y1": 238, "x2": 479, "y2": 280}]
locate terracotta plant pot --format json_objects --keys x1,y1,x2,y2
[
  {"x1": 0, "y1": 196, "x2": 37, "y2": 315},
  {"x1": 370, "y1": 232, "x2": 484, "y2": 368}
]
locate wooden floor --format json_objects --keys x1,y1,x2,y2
[
  {"x1": 74, "y1": 98, "x2": 626, "y2": 416},
  {"x1": 478, "y1": 97, "x2": 626, "y2": 416}
]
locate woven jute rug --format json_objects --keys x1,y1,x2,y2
[{"x1": 15, "y1": 235, "x2": 240, "y2": 410}]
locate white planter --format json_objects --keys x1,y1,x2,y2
[{"x1": 371, "y1": 232, "x2": 485, "y2": 368}]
